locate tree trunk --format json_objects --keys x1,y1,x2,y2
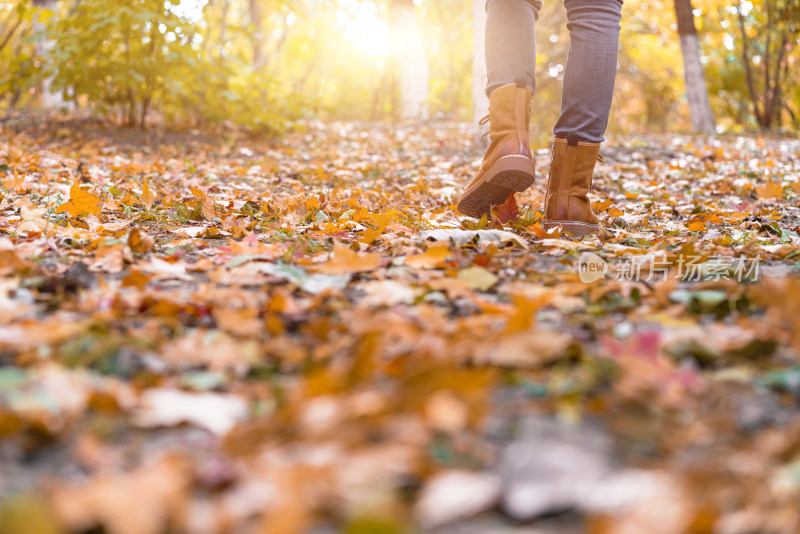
[
  {"x1": 33, "y1": 0, "x2": 65, "y2": 108},
  {"x1": 249, "y1": 0, "x2": 264, "y2": 70},
  {"x1": 674, "y1": 0, "x2": 715, "y2": 134},
  {"x1": 473, "y1": 0, "x2": 489, "y2": 146},
  {"x1": 389, "y1": 0, "x2": 429, "y2": 121}
]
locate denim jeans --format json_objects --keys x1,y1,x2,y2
[{"x1": 485, "y1": 0, "x2": 623, "y2": 143}]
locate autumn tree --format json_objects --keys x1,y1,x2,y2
[
  {"x1": 736, "y1": 0, "x2": 800, "y2": 130},
  {"x1": 0, "y1": 2, "x2": 38, "y2": 111},
  {"x1": 674, "y1": 0, "x2": 715, "y2": 133},
  {"x1": 0, "y1": 2, "x2": 25, "y2": 54},
  {"x1": 33, "y1": 0, "x2": 64, "y2": 108},
  {"x1": 249, "y1": 0, "x2": 265, "y2": 69}
]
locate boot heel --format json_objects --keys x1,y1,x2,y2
[{"x1": 457, "y1": 155, "x2": 535, "y2": 219}]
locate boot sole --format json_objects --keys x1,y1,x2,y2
[
  {"x1": 457, "y1": 155, "x2": 535, "y2": 219},
  {"x1": 542, "y1": 219, "x2": 600, "y2": 238}
]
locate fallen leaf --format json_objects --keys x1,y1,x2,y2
[
  {"x1": 128, "y1": 228, "x2": 154, "y2": 254},
  {"x1": 313, "y1": 243, "x2": 382, "y2": 274},
  {"x1": 141, "y1": 180, "x2": 155, "y2": 210},
  {"x1": 756, "y1": 180, "x2": 783, "y2": 199},
  {"x1": 457, "y1": 266, "x2": 498, "y2": 291},
  {"x1": 135, "y1": 388, "x2": 248, "y2": 434},
  {"x1": 54, "y1": 183, "x2": 103, "y2": 217},
  {"x1": 49, "y1": 453, "x2": 191, "y2": 534},
  {"x1": 421, "y1": 229, "x2": 528, "y2": 249},
  {"x1": 405, "y1": 244, "x2": 451, "y2": 269},
  {"x1": 415, "y1": 471, "x2": 501, "y2": 528}
]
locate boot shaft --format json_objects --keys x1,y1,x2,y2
[
  {"x1": 544, "y1": 138, "x2": 600, "y2": 224},
  {"x1": 485, "y1": 80, "x2": 532, "y2": 163}
]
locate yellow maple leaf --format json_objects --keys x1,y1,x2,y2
[
  {"x1": 55, "y1": 183, "x2": 102, "y2": 217},
  {"x1": 686, "y1": 220, "x2": 706, "y2": 232}
]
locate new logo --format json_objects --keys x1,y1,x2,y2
[{"x1": 578, "y1": 252, "x2": 608, "y2": 283}]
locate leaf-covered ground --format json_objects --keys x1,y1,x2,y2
[{"x1": 2, "y1": 120, "x2": 800, "y2": 534}]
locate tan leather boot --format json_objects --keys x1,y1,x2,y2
[
  {"x1": 457, "y1": 80, "x2": 535, "y2": 219},
  {"x1": 542, "y1": 138, "x2": 602, "y2": 238}
]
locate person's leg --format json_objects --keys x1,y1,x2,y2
[
  {"x1": 544, "y1": 0, "x2": 622, "y2": 237},
  {"x1": 485, "y1": 0, "x2": 542, "y2": 97},
  {"x1": 553, "y1": 0, "x2": 623, "y2": 143},
  {"x1": 457, "y1": 0, "x2": 541, "y2": 219}
]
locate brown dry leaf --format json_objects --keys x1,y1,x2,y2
[
  {"x1": 494, "y1": 194, "x2": 520, "y2": 223},
  {"x1": 137, "y1": 257, "x2": 193, "y2": 281},
  {"x1": 89, "y1": 245, "x2": 126, "y2": 273},
  {"x1": 424, "y1": 390, "x2": 469, "y2": 432},
  {"x1": 313, "y1": 243, "x2": 382, "y2": 274},
  {"x1": 54, "y1": 183, "x2": 103, "y2": 217},
  {"x1": 426, "y1": 277, "x2": 473, "y2": 299},
  {"x1": 128, "y1": 228, "x2": 155, "y2": 254},
  {"x1": 16, "y1": 205, "x2": 51, "y2": 235},
  {"x1": 160, "y1": 329, "x2": 260, "y2": 374},
  {"x1": 0, "y1": 249, "x2": 29, "y2": 276},
  {"x1": 212, "y1": 306, "x2": 263, "y2": 337},
  {"x1": 140, "y1": 180, "x2": 155, "y2": 210},
  {"x1": 0, "y1": 319, "x2": 88, "y2": 352},
  {"x1": 190, "y1": 187, "x2": 217, "y2": 220},
  {"x1": 475, "y1": 329, "x2": 570, "y2": 367},
  {"x1": 48, "y1": 453, "x2": 191, "y2": 534},
  {"x1": 103, "y1": 195, "x2": 120, "y2": 212}
]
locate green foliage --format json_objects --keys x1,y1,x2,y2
[
  {"x1": 49, "y1": 0, "x2": 198, "y2": 127},
  {"x1": 42, "y1": 0, "x2": 294, "y2": 133}
]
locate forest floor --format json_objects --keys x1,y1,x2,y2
[{"x1": 1, "y1": 120, "x2": 800, "y2": 534}]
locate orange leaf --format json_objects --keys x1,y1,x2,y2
[
  {"x1": 141, "y1": 180, "x2": 155, "y2": 210},
  {"x1": 55, "y1": 183, "x2": 102, "y2": 217},
  {"x1": 2, "y1": 172, "x2": 25, "y2": 191},
  {"x1": 756, "y1": 180, "x2": 783, "y2": 199},
  {"x1": 686, "y1": 220, "x2": 706, "y2": 232},
  {"x1": 405, "y1": 245, "x2": 451, "y2": 269},
  {"x1": 313, "y1": 243, "x2": 381, "y2": 274},
  {"x1": 121, "y1": 268, "x2": 153, "y2": 289},
  {"x1": 358, "y1": 227, "x2": 384, "y2": 244}
]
